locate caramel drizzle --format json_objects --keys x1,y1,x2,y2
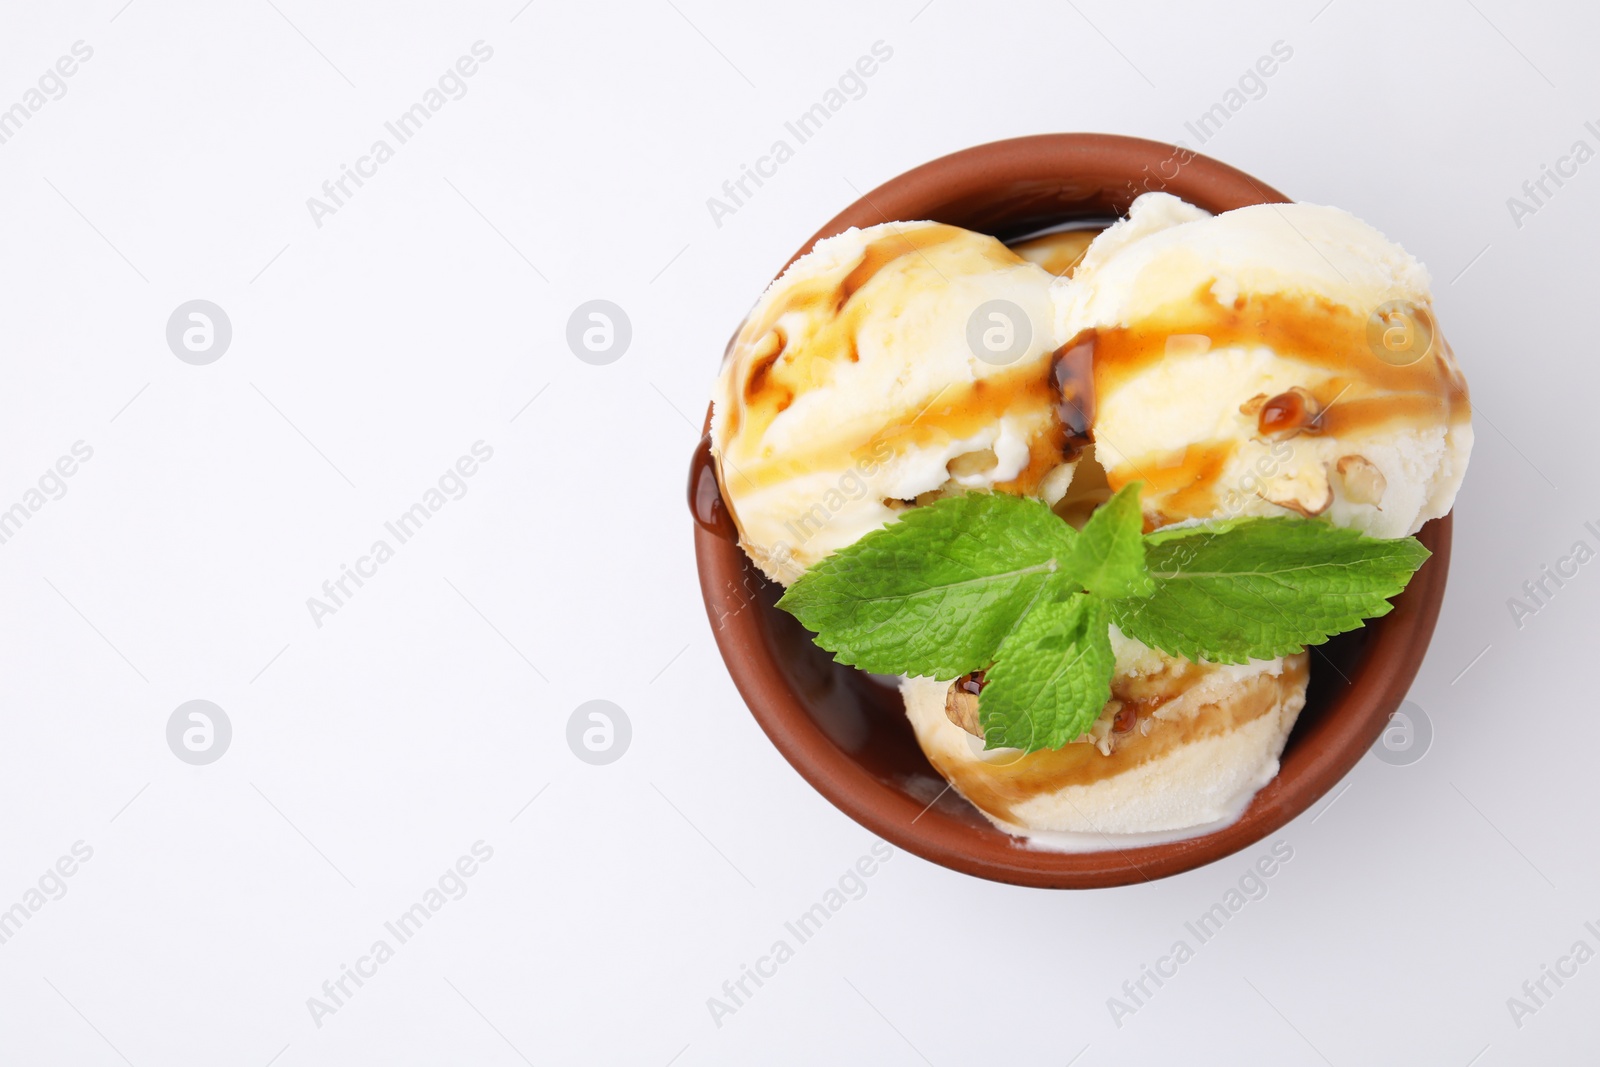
[
  {"x1": 725, "y1": 225, "x2": 1059, "y2": 490},
  {"x1": 724, "y1": 233, "x2": 1470, "y2": 533},
  {"x1": 726, "y1": 225, "x2": 973, "y2": 449},
  {"x1": 1086, "y1": 283, "x2": 1469, "y2": 418},
  {"x1": 931, "y1": 655, "x2": 1310, "y2": 823},
  {"x1": 1082, "y1": 284, "x2": 1470, "y2": 520},
  {"x1": 736, "y1": 358, "x2": 1063, "y2": 493}
]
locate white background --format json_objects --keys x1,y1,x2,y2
[{"x1": 0, "y1": 0, "x2": 1595, "y2": 1063}]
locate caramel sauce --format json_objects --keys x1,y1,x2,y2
[
  {"x1": 1259, "y1": 389, "x2": 1312, "y2": 436},
  {"x1": 1074, "y1": 284, "x2": 1469, "y2": 518},
  {"x1": 955, "y1": 671, "x2": 986, "y2": 697},
  {"x1": 736, "y1": 357, "x2": 1061, "y2": 493},
  {"x1": 1309, "y1": 392, "x2": 1450, "y2": 438},
  {"x1": 1050, "y1": 334, "x2": 1096, "y2": 454},
  {"x1": 725, "y1": 225, "x2": 1086, "y2": 497},
  {"x1": 1111, "y1": 702, "x2": 1138, "y2": 733},
  {"x1": 729, "y1": 225, "x2": 978, "y2": 454},
  {"x1": 1125, "y1": 441, "x2": 1236, "y2": 523},
  {"x1": 835, "y1": 227, "x2": 960, "y2": 309},
  {"x1": 688, "y1": 434, "x2": 737, "y2": 540},
  {"x1": 743, "y1": 328, "x2": 787, "y2": 405},
  {"x1": 1087, "y1": 283, "x2": 1470, "y2": 419},
  {"x1": 706, "y1": 222, "x2": 1471, "y2": 553},
  {"x1": 937, "y1": 654, "x2": 1310, "y2": 823}
]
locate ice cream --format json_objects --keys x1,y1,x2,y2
[
  {"x1": 1053, "y1": 192, "x2": 1472, "y2": 537},
  {"x1": 900, "y1": 558, "x2": 1310, "y2": 843},
  {"x1": 708, "y1": 193, "x2": 1471, "y2": 849},
  {"x1": 711, "y1": 221, "x2": 1066, "y2": 585},
  {"x1": 901, "y1": 650, "x2": 1308, "y2": 846}
]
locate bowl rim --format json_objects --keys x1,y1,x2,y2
[{"x1": 692, "y1": 132, "x2": 1453, "y2": 888}]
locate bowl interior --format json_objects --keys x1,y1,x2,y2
[{"x1": 693, "y1": 134, "x2": 1451, "y2": 888}]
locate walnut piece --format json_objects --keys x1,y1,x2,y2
[
  {"x1": 1335, "y1": 454, "x2": 1387, "y2": 507},
  {"x1": 946, "y1": 448, "x2": 999, "y2": 480},
  {"x1": 1259, "y1": 463, "x2": 1334, "y2": 517},
  {"x1": 944, "y1": 676, "x2": 983, "y2": 737},
  {"x1": 1257, "y1": 387, "x2": 1322, "y2": 440}
]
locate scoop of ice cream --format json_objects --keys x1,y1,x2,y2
[
  {"x1": 903, "y1": 647, "x2": 1307, "y2": 843},
  {"x1": 1054, "y1": 192, "x2": 1472, "y2": 537},
  {"x1": 711, "y1": 221, "x2": 1066, "y2": 584}
]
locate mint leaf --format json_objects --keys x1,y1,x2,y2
[
  {"x1": 979, "y1": 593, "x2": 1114, "y2": 753},
  {"x1": 776, "y1": 493, "x2": 1077, "y2": 678},
  {"x1": 1111, "y1": 517, "x2": 1431, "y2": 664},
  {"x1": 1063, "y1": 482, "x2": 1152, "y2": 599},
  {"x1": 775, "y1": 491, "x2": 1431, "y2": 756}
]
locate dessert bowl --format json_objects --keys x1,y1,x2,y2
[{"x1": 690, "y1": 133, "x2": 1452, "y2": 888}]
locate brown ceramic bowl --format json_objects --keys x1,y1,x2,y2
[{"x1": 690, "y1": 133, "x2": 1451, "y2": 888}]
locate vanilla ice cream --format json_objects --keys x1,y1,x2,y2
[
  {"x1": 711, "y1": 221, "x2": 1067, "y2": 585},
  {"x1": 901, "y1": 648, "x2": 1308, "y2": 846},
  {"x1": 1053, "y1": 192, "x2": 1472, "y2": 537}
]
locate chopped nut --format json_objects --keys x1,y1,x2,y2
[
  {"x1": 1335, "y1": 455, "x2": 1387, "y2": 508},
  {"x1": 1110, "y1": 700, "x2": 1136, "y2": 734},
  {"x1": 946, "y1": 448, "x2": 999, "y2": 480},
  {"x1": 1239, "y1": 393, "x2": 1269, "y2": 416},
  {"x1": 1088, "y1": 716, "x2": 1114, "y2": 755},
  {"x1": 1259, "y1": 464, "x2": 1334, "y2": 517},
  {"x1": 1264, "y1": 482, "x2": 1334, "y2": 517},
  {"x1": 1256, "y1": 387, "x2": 1322, "y2": 439},
  {"x1": 1037, "y1": 460, "x2": 1078, "y2": 507},
  {"x1": 943, "y1": 672, "x2": 985, "y2": 737}
]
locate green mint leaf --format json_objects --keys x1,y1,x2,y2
[
  {"x1": 1111, "y1": 517, "x2": 1432, "y2": 664},
  {"x1": 1062, "y1": 481, "x2": 1152, "y2": 599},
  {"x1": 979, "y1": 593, "x2": 1115, "y2": 753},
  {"x1": 776, "y1": 493, "x2": 1078, "y2": 678}
]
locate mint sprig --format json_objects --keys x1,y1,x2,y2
[{"x1": 776, "y1": 485, "x2": 1430, "y2": 754}]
